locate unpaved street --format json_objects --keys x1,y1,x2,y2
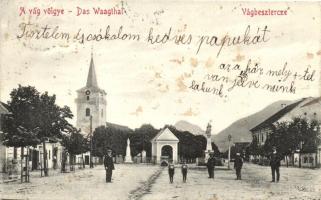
[{"x1": 1, "y1": 164, "x2": 320, "y2": 200}]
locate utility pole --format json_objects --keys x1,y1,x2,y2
[
  {"x1": 90, "y1": 115, "x2": 93, "y2": 168},
  {"x1": 228, "y1": 134, "x2": 232, "y2": 169},
  {"x1": 299, "y1": 141, "x2": 303, "y2": 168}
]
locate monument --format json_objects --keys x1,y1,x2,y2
[
  {"x1": 141, "y1": 150, "x2": 146, "y2": 163},
  {"x1": 204, "y1": 120, "x2": 213, "y2": 161},
  {"x1": 124, "y1": 138, "x2": 133, "y2": 163}
]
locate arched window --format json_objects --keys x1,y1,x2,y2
[
  {"x1": 87, "y1": 96, "x2": 90, "y2": 101},
  {"x1": 86, "y1": 108, "x2": 90, "y2": 116}
]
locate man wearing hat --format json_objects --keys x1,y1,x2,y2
[
  {"x1": 104, "y1": 149, "x2": 115, "y2": 183},
  {"x1": 206, "y1": 151, "x2": 216, "y2": 179},
  {"x1": 234, "y1": 152, "x2": 243, "y2": 180},
  {"x1": 269, "y1": 147, "x2": 281, "y2": 182}
]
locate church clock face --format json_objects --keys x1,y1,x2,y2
[{"x1": 85, "y1": 90, "x2": 91, "y2": 95}]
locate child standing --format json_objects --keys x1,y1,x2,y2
[
  {"x1": 181, "y1": 162, "x2": 188, "y2": 183},
  {"x1": 168, "y1": 163, "x2": 175, "y2": 183}
]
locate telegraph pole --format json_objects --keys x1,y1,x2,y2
[
  {"x1": 90, "y1": 115, "x2": 93, "y2": 168},
  {"x1": 228, "y1": 134, "x2": 232, "y2": 170}
]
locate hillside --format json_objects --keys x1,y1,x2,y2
[
  {"x1": 212, "y1": 100, "x2": 293, "y2": 152},
  {"x1": 174, "y1": 120, "x2": 205, "y2": 135}
]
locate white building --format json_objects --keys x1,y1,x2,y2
[
  {"x1": 151, "y1": 128, "x2": 179, "y2": 164},
  {"x1": 0, "y1": 102, "x2": 11, "y2": 172}
]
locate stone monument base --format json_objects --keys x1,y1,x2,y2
[{"x1": 124, "y1": 157, "x2": 133, "y2": 163}]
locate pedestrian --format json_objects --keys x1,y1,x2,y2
[
  {"x1": 168, "y1": 162, "x2": 175, "y2": 183},
  {"x1": 104, "y1": 149, "x2": 115, "y2": 183},
  {"x1": 234, "y1": 152, "x2": 243, "y2": 180},
  {"x1": 206, "y1": 152, "x2": 215, "y2": 179},
  {"x1": 181, "y1": 161, "x2": 188, "y2": 183},
  {"x1": 269, "y1": 147, "x2": 281, "y2": 182}
]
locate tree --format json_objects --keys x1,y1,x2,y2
[
  {"x1": 36, "y1": 92, "x2": 73, "y2": 176},
  {"x1": 264, "y1": 117, "x2": 321, "y2": 166},
  {"x1": 3, "y1": 86, "x2": 41, "y2": 147},
  {"x1": 3, "y1": 85, "x2": 73, "y2": 176},
  {"x1": 2, "y1": 86, "x2": 42, "y2": 181},
  {"x1": 61, "y1": 128, "x2": 87, "y2": 171},
  {"x1": 92, "y1": 125, "x2": 132, "y2": 157},
  {"x1": 131, "y1": 124, "x2": 159, "y2": 157}
]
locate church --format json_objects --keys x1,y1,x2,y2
[
  {"x1": 74, "y1": 53, "x2": 107, "y2": 165},
  {"x1": 75, "y1": 53, "x2": 107, "y2": 134}
]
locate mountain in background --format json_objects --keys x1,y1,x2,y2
[
  {"x1": 212, "y1": 100, "x2": 294, "y2": 152},
  {"x1": 108, "y1": 99, "x2": 298, "y2": 152},
  {"x1": 174, "y1": 120, "x2": 205, "y2": 135}
]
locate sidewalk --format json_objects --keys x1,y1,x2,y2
[{"x1": 0, "y1": 166, "x2": 87, "y2": 183}]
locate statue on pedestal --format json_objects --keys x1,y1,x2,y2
[
  {"x1": 205, "y1": 120, "x2": 214, "y2": 162},
  {"x1": 124, "y1": 138, "x2": 133, "y2": 163}
]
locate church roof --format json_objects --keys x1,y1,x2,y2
[
  {"x1": 151, "y1": 128, "x2": 179, "y2": 142},
  {"x1": 86, "y1": 56, "x2": 98, "y2": 88},
  {"x1": 76, "y1": 54, "x2": 106, "y2": 94},
  {"x1": 0, "y1": 101, "x2": 11, "y2": 114},
  {"x1": 300, "y1": 96, "x2": 321, "y2": 108}
]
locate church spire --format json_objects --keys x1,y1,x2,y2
[{"x1": 86, "y1": 51, "x2": 98, "y2": 88}]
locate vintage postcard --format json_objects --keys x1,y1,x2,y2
[{"x1": 0, "y1": 0, "x2": 320, "y2": 199}]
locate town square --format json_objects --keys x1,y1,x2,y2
[
  {"x1": 0, "y1": 51, "x2": 320, "y2": 200},
  {"x1": 1, "y1": 1, "x2": 321, "y2": 200}
]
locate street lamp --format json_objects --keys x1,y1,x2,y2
[{"x1": 228, "y1": 134, "x2": 232, "y2": 169}]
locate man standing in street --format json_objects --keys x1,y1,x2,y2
[
  {"x1": 168, "y1": 162, "x2": 175, "y2": 183},
  {"x1": 104, "y1": 149, "x2": 115, "y2": 183},
  {"x1": 234, "y1": 152, "x2": 243, "y2": 180},
  {"x1": 269, "y1": 147, "x2": 281, "y2": 182},
  {"x1": 206, "y1": 152, "x2": 215, "y2": 179},
  {"x1": 181, "y1": 161, "x2": 188, "y2": 183}
]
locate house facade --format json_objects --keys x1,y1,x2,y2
[
  {"x1": 0, "y1": 102, "x2": 11, "y2": 172},
  {"x1": 250, "y1": 97, "x2": 321, "y2": 168}
]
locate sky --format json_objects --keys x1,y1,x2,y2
[{"x1": 0, "y1": 0, "x2": 320, "y2": 134}]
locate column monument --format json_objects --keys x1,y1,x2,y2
[
  {"x1": 204, "y1": 120, "x2": 213, "y2": 162},
  {"x1": 124, "y1": 138, "x2": 133, "y2": 163}
]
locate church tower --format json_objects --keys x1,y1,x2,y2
[{"x1": 75, "y1": 53, "x2": 107, "y2": 135}]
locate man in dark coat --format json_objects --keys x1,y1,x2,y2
[
  {"x1": 269, "y1": 147, "x2": 281, "y2": 182},
  {"x1": 168, "y1": 162, "x2": 175, "y2": 183},
  {"x1": 181, "y1": 161, "x2": 188, "y2": 183},
  {"x1": 104, "y1": 149, "x2": 115, "y2": 183},
  {"x1": 206, "y1": 152, "x2": 215, "y2": 179},
  {"x1": 234, "y1": 153, "x2": 243, "y2": 180}
]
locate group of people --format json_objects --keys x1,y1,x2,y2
[
  {"x1": 205, "y1": 151, "x2": 242, "y2": 180},
  {"x1": 205, "y1": 147, "x2": 281, "y2": 182},
  {"x1": 103, "y1": 147, "x2": 282, "y2": 184},
  {"x1": 168, "y1": 162, "x2": 188, "y2": 183}
]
